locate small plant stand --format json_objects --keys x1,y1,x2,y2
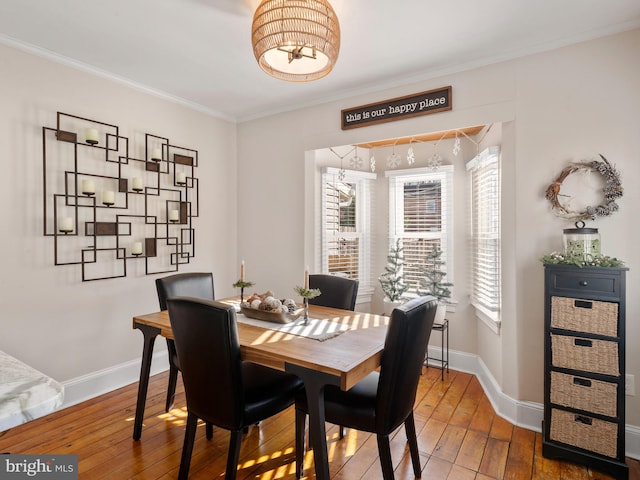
[{"x1": 425, "y1": 318, "x2": 449, "y2": 381}]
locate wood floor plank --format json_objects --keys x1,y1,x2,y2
[
  {"x1": 431, "y1": 424, "x2": 467, "y2": 463},
  {"x1": 478, "y1": 437, "x2": 509, "y2": 479},
  {"x1": 503, "y1": 426, "x2": 535, "y2": 480},
  {"x1": 448, "y1": 375, "x2": 484, "y2": 429},
  {"x1": 1, "y1": 369, "x2": 638, "y2": 480},
  {"x1": 455, "y1": 429, "x2": 488, "y2": 472},
  {"x1": 489, "y1": 414, "x2": 514, "y2": 442},
  {"x1": 448, "y1": 464, "x2": 478, "y2": 480},
  {"x1": 430, "y1": 372, "x2": 473, "y2": 424}
]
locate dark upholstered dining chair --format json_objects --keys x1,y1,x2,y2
[
  {"x1": 308, "y1": 274, "x2": 359, "y2": 311},
  {"x1": 294, "y1": 296, "x2": 438, "y2": 480},
  {"x1": 166, "y1": 297, "x2": 304, "y2": 480},
  {"x1": 155, "y1": 272, "x2": 215, "y2": 413}
]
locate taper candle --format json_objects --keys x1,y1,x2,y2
[
  {"x1": 304, "y1": 265, "x2": 309, "y2": 289},
  {"x1": 241, "y1": 260, "x2": 245, "y2": 282}
]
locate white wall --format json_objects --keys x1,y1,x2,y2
[
  {"x1": 0, "y1": 43, "x2": 238, "y2": 388},
  {"x1": 238, "y1": 29, "x2": 640, "y2": 426}
]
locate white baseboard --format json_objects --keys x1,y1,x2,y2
[
  {"x1": 60, "y1": 350, "x2": 170, "y2": 409},
  {"x1": 427, "y1": 345, "x2": 640, "y2": 460}
]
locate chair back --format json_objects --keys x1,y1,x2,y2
[
  {"x1": 166, "y1": 297, "x2": 244, "y2": 430},
  {"x1": 376, "y1": 296, "x2": 437, "y2": 433},
  {"x1": 308, "y1": 274, "x2": 359, "y2": 311},
  {"x1": 156, "y1": 272, "x2": 214, "y2": 310}
]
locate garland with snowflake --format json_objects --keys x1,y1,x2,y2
[{"x1": 544, "y1": 154, "x2": 623, "y2": 221}]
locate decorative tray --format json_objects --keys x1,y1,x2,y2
[{"x1": 240, "y1": 306, "x2": 293, "y2": 324}]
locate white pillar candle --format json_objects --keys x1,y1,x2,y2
[
  {"x1": 102, "y1": 190, "x2": 115, "y2": 205},
  {"x1": 168, "y1": 209, "x2": 180, "y2": 222},
  {"x1": 131, "y1": 177, "x2": 143, "y2": 191},
  {"x1": 151, "y1": 148, "x2": 162, "y2": 161},
  {"x1": 304, "y1": 266, "x2": 309, "y2": 289},
  {"x1": 85, "y1": 128, "x2": 99, "y2": 144},
  {"x1": 131, "y1": 242, "x2": 143, "y2": 255},
  {"x1": 59, "y1": 217, "x2": 73, "y2": 232},
  {"x1": 81, "y1": 179, "x2": 95, "y2": 194},
  {"x1": 176, "y1": 172, "x2": 186, "y2": 184},
  {"x1": 241, "y1": 260, "x2": 245, "y2": 282}
]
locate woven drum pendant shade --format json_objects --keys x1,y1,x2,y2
[{"x1": 252, "y1": 0, "x2": 340, "y2": 82}]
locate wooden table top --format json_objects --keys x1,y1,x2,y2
[{"x1": 133, "y1": 299, "x2": 389, "y2": 391}]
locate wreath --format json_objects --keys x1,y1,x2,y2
[{"x1": 545, "y1": 154, "x2": 623, "y2": 221}]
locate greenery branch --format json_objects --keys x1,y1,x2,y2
[
  {"x1": 233, "y1": 280, "x2": 255, "y2": 289},
  {"x1": 540, "y1": 252, "x2": 624, "y2": 268},
  {"x1": 294, "y1": 286, "x2": 321, "y2": 299}
]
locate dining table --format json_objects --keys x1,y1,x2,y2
[{"x1": 132, "y1": 298, "x2": 389, "y2": 480}]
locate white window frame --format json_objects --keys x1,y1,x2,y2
[
  {"x1": 321, "y1": 167, "x2": 376, "y2": 299},
  {"x1": 466, "y1": 146, "x2": 501, "y2": 333},
  {"x1": 385, "y1": 166, "x2": 454, "y2": 299}
]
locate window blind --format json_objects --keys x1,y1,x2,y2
[
  {"x1": 321, "y1": 168, "x2": 376, "y2": 294},
  {"x1": 386, "y1": 167, "x2": 453, "y2": 295},
  {"x1": 466, "y1": 147, "x2": 501, "y2": 319}
]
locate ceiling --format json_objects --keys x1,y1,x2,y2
[{"x1": 1, "y1": 0, "x2": 639, "y2": 122}]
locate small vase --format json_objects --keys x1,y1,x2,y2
[{"x1": 302, "y1": 298, "x2": 310, "y2": 325}]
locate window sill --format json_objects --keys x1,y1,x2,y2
[{"x1": 472, "y1": 303, "x2": 501, "y2": 335}]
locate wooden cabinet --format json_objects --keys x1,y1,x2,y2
[{"x1": 543, "y1": 264, "x2": 628, "y2": 479}]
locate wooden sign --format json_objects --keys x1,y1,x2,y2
[{"x1": 341, "y1": 86, "x2": 452, "y2": 130}]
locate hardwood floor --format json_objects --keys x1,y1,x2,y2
[{"x1": 2, "y1": 367, "x2": 638, "y2": 479}]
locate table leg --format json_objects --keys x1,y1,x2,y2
[
  {"x1": 286, "y1": 363, "x2": 340, "y2": 480},
  {"x1": 133, "y1": 323, "x2": 161, "y2": 441}
]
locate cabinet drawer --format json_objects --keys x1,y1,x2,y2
[
  {"x1": 551, "y1": 296, "x2": 618, "y2": 337},
  {"x1": 549, "y1": 408, "x2": 618, "y2": 458},
  {"x1": 550, "y1": 371, "x2": 617, "y2": 417},
  {"x1": 549, "y1": 270, "x2": 619, "y2": 296},
  {"x1": 551, "y1": 334, "x2": 619, "y2": 376}
]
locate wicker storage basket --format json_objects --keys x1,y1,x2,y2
[
  {"x1": 551, "y1": 296, "x2": 618, "y2": 337},
  {"x1": 551, "y1": 334, "x2": 619, "y2": 376},
  {"x1": 550, "y1": 371, "x2": 617, "y2": 417},
  {"x1": 549, "y1": 408, "x2": 618, "y2": 458}
]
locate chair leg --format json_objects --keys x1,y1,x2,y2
[
  {"x1": 165, "y1": 339, "x2": 179, "y2": 412},
  {"x1": 206, "y1": 422, "x2": 214, "y2": 440},
  {"x1": 226, "y1": 429, "x2": 243, "y2": 480},
  {"x1": 376, "y1": 434, "x2": 395, "y2": 480},
  {"x1": 295, "y1": 408, "x2": 306, "y2": 479},
  {"x1": 178, "y1": 412, "x2": 198, "y2": 480},
  {"x1": 404, "y1": 412, "x2": 422, "y2": 477},
  {"x1": 339, "y1": 425, "x2": 345, "y2": 439}
]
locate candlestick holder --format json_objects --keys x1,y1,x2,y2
[
  {"x1": 293, "y1": 286, "x2": 321, "y2": 326},
  {"x1": 233, "y1": 280, "x2": 255, "y2": 303},
  {"x1": 86, "y1": 139, "x2": 98, "y2": 145},
  {"x1": 103, "y1": 201, "x2": 114, "y2": 207},
  {"x1": 82, "y1": 191, "x2": 95, "y2": 196}
]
